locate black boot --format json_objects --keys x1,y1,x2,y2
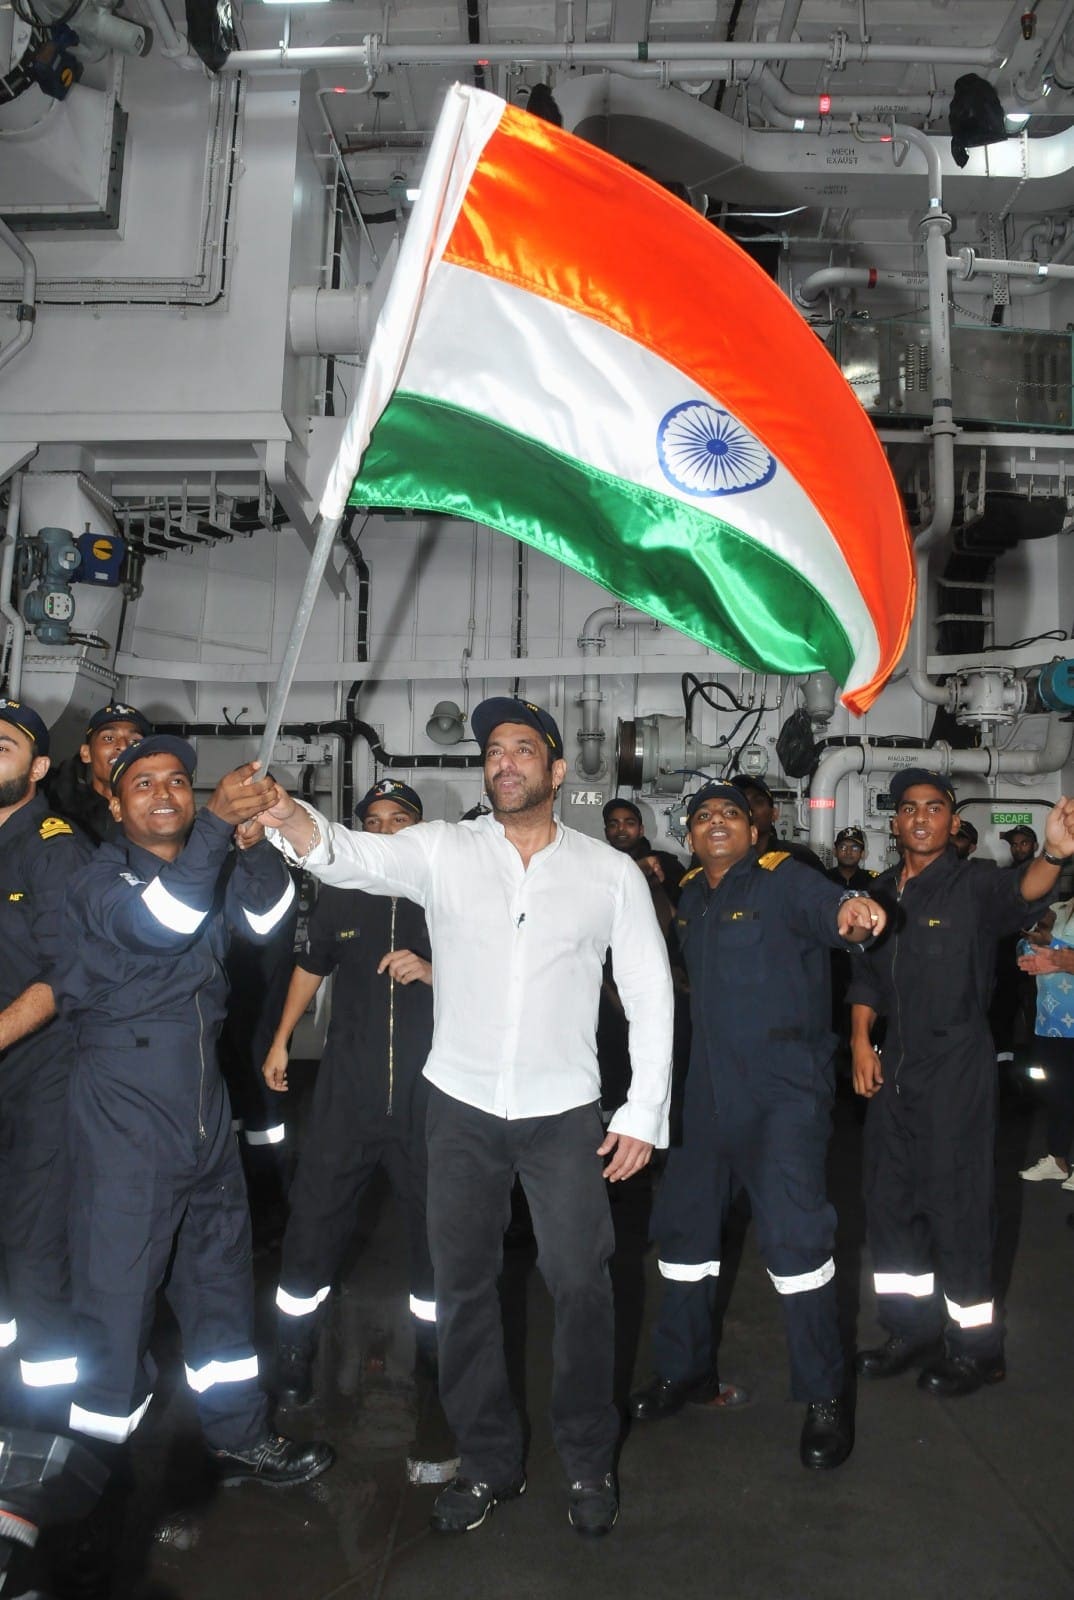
[
  {"x1": 856, "y1": 1335, "x2": 939, "y2": 1379},
  {"x1": 629, "y1": 1373, "x2": 734, "y2": 1421},
  {"x1": 917, "y1": 1351, "x2": 1005, "y2": 1397},
  {"x1": 800, "y1": 1397, "x2": 854, "y2": 1471},
  {"x1": 275, "y1": 1341, "x2": 314, "y2": 1407}
]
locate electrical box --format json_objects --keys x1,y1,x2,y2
[{"x1": 833, "y1": 320, "x2": 1073, "y2": 430}]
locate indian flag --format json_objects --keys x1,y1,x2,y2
[{"x1": 321, "y1": 83, "x2": 914, "y2": 714}]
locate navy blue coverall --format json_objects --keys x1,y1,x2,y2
[
  {"x1": 276, "y1": 885, "x2": 435, "y2": 1342},
  {"x1": 0, "y1": 795, "x2": 91, "y2": 1422},
  {"x1": 53, "y1": 811, "x2": 296, "y2": 1448},
  {"x1": 847, "y1": 846, "x2": 1049, "y2": 1359},
  {"x1": 651, "y1": 849, "x2": 864, "y2": 1403}
]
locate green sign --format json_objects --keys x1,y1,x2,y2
[{"x1": 991, "y1": 810, "x2": 1034, "y2": 827}]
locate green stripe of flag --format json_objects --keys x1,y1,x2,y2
[{"x1": 348, "y1": 393, "x2": 854, "y2": 681}]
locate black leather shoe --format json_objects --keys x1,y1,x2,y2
[
  {"x1": 430, "y1": 1474, "x2": 526, "y2": 1533},
  {"x1": 856, "y1": 1335, "x2": 938, "y2": 1380},
  {"x1": 568, "y1": 1473, "x2": 619, "y2": 1537},
  {"x1": 800, "y1": 1398, "x2": 853, "y2": 1471},
  {"x1": 917, "y1": 1352, "x2": 1006, "y2": 1397},
  {"x1": 629, "y1": 1374, "x2": 719, "y2": 1421},
  {"x1": 210, "y1": 1433, "x2": 335, "y2": 1488}
]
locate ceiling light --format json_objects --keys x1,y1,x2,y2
[{"x1": 1006, "y1": 111, "x2": 1031, "y2": 128}]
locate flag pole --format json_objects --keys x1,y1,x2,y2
[{"x1": 255, "y1": 511, "x2": 343, "y2": 773}]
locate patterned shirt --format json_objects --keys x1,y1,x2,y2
[{"x1": 1033, "y1": 900, "x2": 1074, "y2": 1039}]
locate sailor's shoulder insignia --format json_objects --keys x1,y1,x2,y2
[
  {"x1": 119, "y1": 870, "x2": 144, "y2": 888},
  {"x1": 757, "y1": 850, "x2": 791, "y2": 870},
  {"x1": 679, "y1": 865, "x2": 704, "y2": 887},
  {"x1": 39, "y1": 816, "x2": 74, "y2": 840}
]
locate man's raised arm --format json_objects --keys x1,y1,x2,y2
[{"x1": 258, "y1": 784, "x2": 435, "y2": 904}]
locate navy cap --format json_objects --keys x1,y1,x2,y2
[
  {"x1": 835, "y1": 826, "x2": 866, "y2": 847},
  {"x1": 728, "y1": 772, "x2": 774, "y2": 802},
  {"x1": 110, "y1": 734, "x2": 196, "y2": 790},
  {"x1": 889, "y1": 768, "x2": 956, "y2": 807},
  {"x1": 0, "y1": 697, "x2": 49, "y2": 756},
  {"x1": 957, "y1": 818, "x2": 979, "y2": 844},
  {"x1": 85, "y1": 701, "x2": 151, "y2": 741},
  {"x1": 470, "y1": 697, "x2": 564, "y2": 760},
  {"x1": 1001, "y1": 824, "x2": 1037, "y2": 843},
  {"x1": 356, "y1": 779, "x2": 423, "y2": 821},
  {"x1": 685, "y1": 781, "x2": 754, "y2": 822},
  {"x1": 603, "y1": 798, "x2": 642, "y2": 826}
]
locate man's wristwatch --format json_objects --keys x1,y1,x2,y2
[{"x1": 1041, "y1": 848, "x2": 1067, "y2": 867}]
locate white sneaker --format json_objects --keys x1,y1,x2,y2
[
  {"x1": 1020, "y1": 1155, "x2": 1069, "y2": 1182},
  {"x1": 1062, "y1": 1171, "x2": 1074, "y2": 1192}
]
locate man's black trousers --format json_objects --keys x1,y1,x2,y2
[
  {"x1": 863, "y1": 1041, "x2": 1001, "y2": 1360},
  {"x1": 425, "y1": 1087, "x2": 619, "y2": 1487},
  {"x1": 649, "y1": 1062, "x2": 844, "y2": 1403},
  {"x1": 67, "y1": 1048, "x2": 268, "y2": 1451},
  {"x1": 277, "y1": 1062, "x2": 435, "y2": 1339},
  {"x1": 0, "y1": 1067, "x2": 76, "y2": 1428}
]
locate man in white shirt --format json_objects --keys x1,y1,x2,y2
[{"x1": 259, "y1": 697, "x2": 673, "y2": 1539}]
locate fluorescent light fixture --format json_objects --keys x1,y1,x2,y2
[{"x1": 1027, "y1": 1065, "x2": 1047, "y2": 1080}]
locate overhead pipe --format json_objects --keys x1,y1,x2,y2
[
  {"x1": 807, "y1": 718, "x2": 1074, "y2": 857},
  {"x1": 0, "y1": 220, "x2": 36, "y2": 378},
  {"x1": 796, "y1": 252, "x2": 1074, "y2": 300},
  {"x1": 0, "y1": 473, "x2": 26, "y2": 697},
  {"x1": 578, "y1": 604, "x2": 661, "y2": 777},
  {"x1": 1016, "y1": 0, "x2": 1074, "y2": 100},
  {"x1": 135, "y1": 0, "x2": 199, "y2": 67},
  {"x1": 754, "y1": 63, "x2": 950, "y2": 120},
  {"x1": 220, "y1": 33, "x2": 1003, "y2": 74},
  {"x1": 838, "y1": 123, "x2": 959, "y2": 708}
]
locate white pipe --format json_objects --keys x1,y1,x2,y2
[
  {"x1": 136, "y1": 0, "x2": 200, "y2": 67},
  {"x1": 220, "y1": 36, "x2": 1002, "y2": 74},
  {"x1": 757, "y1": 64, "x2": 949, "y2": 119},
  {"x1": 578, "y1": 604, "x2": 660, "y2": 777},
  {"x1": 954, "y1": 249, "x2": 1074, "y2": 282},
  {"x1": 797, "y1": 256, "x2": 1074, "y2": 301},
  {"x1": 797, "y1": 266, "x2": 928, "y2": 303},
  {"x1": 0, "y1": 219, "x2": 36, "y2": 378},
  {"x1": 0, "y1": 473, "x2": 26, "y2": 697},
  {"x1": 852, "y1": 124, "x2": 956, "y2": 709},
  {"x1": 807, "y1": 720, "x2": 1074, "y2": 855},
  {"x1": 908, "y1": 548, "x2": 953, "y2": 708}
]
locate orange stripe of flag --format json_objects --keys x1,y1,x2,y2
[{"x1": 444, "y1": 103, "x2": 913, "y2": 710}]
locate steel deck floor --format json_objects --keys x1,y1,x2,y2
[{"x1": 87, "y1": 1085, "x2": 1074, "y2": 1600}]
